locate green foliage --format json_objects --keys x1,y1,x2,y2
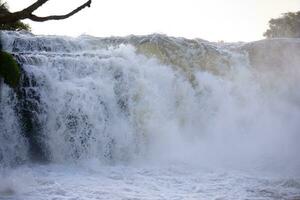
[
  {"x1": 0, "y1": 1, "x2": 31, "y2": 31},
  {"x1": 264, "y1": 11, "x2": 300, "y2": 38},
  {"x1": 0, "y1": 21, "x2": 31, "y2": 31},
  {"x1": 0, "y1": 51, "x2": 20, "y2": 88}
]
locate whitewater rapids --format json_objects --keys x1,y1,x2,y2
[{"x1": 0, "y1": 31, "x2": 300, "y2": 200}]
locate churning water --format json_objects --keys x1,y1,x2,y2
[{"x1": 0, "y1": 31, "x2": 300, "y2": 200}]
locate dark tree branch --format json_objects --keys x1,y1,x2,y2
[
  {"x1": 28, "y1": 0, "x2": 91, "y2": 22},
  {"x1": 0, "y1": 0, "x2": 91, "y2": 24},
  {"x1": 20, "y1": 0, "x2": 49, "y2": 14}
]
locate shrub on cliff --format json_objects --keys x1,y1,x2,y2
[{"x1": 0, "y1": 51, "x2": 20, "y2": 88}]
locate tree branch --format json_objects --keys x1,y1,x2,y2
[
  {"x1": 20, "y1": 0, "x2": 49, "y2": 14},
  {"x1": 0, "y1": 0, "x2": 49, "y2": 23},
  {"x1": 0, "y1": 0, "x2": 91, "y2": 24},
  {"x1": 28, "y1": 0, "x2": 91, "y2": 22}
]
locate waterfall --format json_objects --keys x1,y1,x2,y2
[{"x1": 0, "y1": 31, "x2": 300, "y2": 173}]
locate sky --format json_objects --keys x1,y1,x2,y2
[{"x1": 6, "y1": 0, "x2": 300, "y2": 42}]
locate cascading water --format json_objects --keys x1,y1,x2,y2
[{"x1": 0, "y1": 31, "x2": 300, "y2": 200}]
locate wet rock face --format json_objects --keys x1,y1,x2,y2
[
  {"x1": 241, "y1": 39, "x2": 300, "y2": 100},
  {"x1": 8, "y1": 54, "x2": 49, "y2": 162},
  {"x1": 15, "y1": 69, "x2": 48, "y2": 162},
  {"x1": 242, "y1": 39, "x2": 300, "y2": 72}
]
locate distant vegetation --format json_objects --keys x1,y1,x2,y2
[
  {"x1": 264, "y1": 11, "x2": 300, "y2": 38},
  {"x1": 0, "y1": 1, "x2": 31, "y2": 31}
]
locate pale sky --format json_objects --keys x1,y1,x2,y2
[{"x1": 6, "y1": 0, "x2": 300, "y2": 42}]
